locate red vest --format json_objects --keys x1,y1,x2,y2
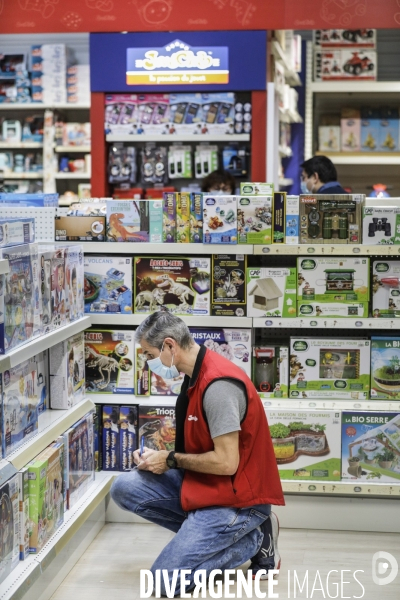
[{"x1": 180, "y1": 348, "x2": 285, "y2": 512}]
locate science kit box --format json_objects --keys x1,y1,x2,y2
[
  {"x1": 240, "y1": 183, "x2": 274, "y2": 196},
  {"x1": 297, "y1": 301, "x2": 369, "y2": 318},
  {"x1": 18, "y1": 468, "x2": 30, "y2": 560},
  {"x1": 289, "y1": 338, "x2": 371, "y2": 399},
  {"x1": 211, "y1": 254, "x2": 247, "y2": 317},
  {"x1": 135, "y1": 344, "x2": 150, "y2": 397},
  {"x1": 246, "y1": 267, "x2": 297, "y2": 318},
  {"x1": 342, "y1": 411, "x2": 400, "y2": 482},
  {"x1": 0, "y1": 217, "x2": 35, "y2": 248},
  {"x1": 0, "y1": 474, "x2": 19, "y2": 583},
  {"x1": 64, "y1": 412, "x2": 95, "y2": 508},
  {"x1": 265, "y1": 408, "x2": 342, "y2": 481},
  {"x1": 106, "y1": 200, "x2": 150, "y2": 243},
  {"x1": 84, "y1": 329, "x2": 134, "y2": 394},
  {"x1": 134, "y1": 256, "x2": 210, "y2": 316},
  {"x1": 138, "y1": 405, "x2": 176, "y2": 452},
  {"x1": 65, "y1": 244, "x2": 84, "y2": 322},
  {"x1": 189, "y1": 192, "x2": 203, "y2": 243},
  {"x1": 273, "y1": 192, "x2": 286, "y2": 243},
  {"x1": 189, "y1": 327, "x2": 252, "y2": 378},
  {"x1": 50, "y1": 246, "x2": 67, "y2": 329},
  {"x1": 176, "y1": 192, "x2": 190, "y2": 243},
  {"x1": 84, "y1": 255, "x2": 132, "y2": 314},
  {"x1": 39, "y1": 246, "x2": 54, "y2": 333},
  {"x1": 202, "y1": 195, "x2": 237, "y2": 244},
  {"x1": 49, "y1": 332, "x2": 85, "y2": 409},
  {"x1": 120, "y1": 406, "x2": 138, "y2": 471},
  {"x1": 102, "y1": 405, "x2": 120, "y2": 471},
  {"x1": 237, "y1": 195, "x2": 273, "y2": 244},
  {"x1": 362, "y1": 205, "x2": 400, "y2": 246},
  {"x1": 163, "y1": 192, "x2": 176, "y2": 243},
  {"x1": 372, "y1": 260, "x2": 400, "y2": 318},
  {"x1": 371, "y1": 337, "x2": 400, "y2": 399},
  {"x1": 252, "y1": 346, "x2": 289, "y2": 398}
]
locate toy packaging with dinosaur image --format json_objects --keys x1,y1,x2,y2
[
  {"x1": 0, "y1": 474, "x2": 19, "y2": 582},
  {"x1": 63, "y1": 412, "x2": 94, "y2": 509},
  {"x1": 134, "y1": 256, "x2": 210, "y2": 316},
  {"x1": 106, "y1": 200, "x2": 150, "y2": 242},
  {"x1": 84, "y1": 329, "x2": 134, "y2": 394},
  {"x1": 138, "y1": 405, "x2": 176, "y2": 452},
  {"x1": 84, "y1": 255, "x2": 132, "y2": 314},
  {"x1": 49, "y1": 332, "x2": 85, "y2": 409},
  {"x1": 120, "y1": 406, "x2": 138, "y2": 471},
  {"x1": 211, "y1": 255, "x2": 247, "y2": 317}
]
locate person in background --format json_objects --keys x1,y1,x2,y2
[
  {"x1": 301, "y1": 155, "x2": 347, "y2": 194},
  {"x1": 201, "y1": 169, "x2": 236, "y2": 194}
]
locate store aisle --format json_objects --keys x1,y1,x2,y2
[{"x1": 50, "y1": 523, "x2": 400, "y2": 600}]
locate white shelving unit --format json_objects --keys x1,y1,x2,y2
[
  {"x1": 254, "y1": 244, "x2": 400, "y2": 255},
  {"x1": 55, "y1": 172, "x2": 91, "y2": 179},
  {"x1": 55, "y1": 145, "x2": 91, "y2": 153},
  {"x1": 282, "y1": 480, "x2": 400, "y2": 498},
  {"x1": 0, "y1": 173, "x2": 43, "y2": 179},
  {"x1": 0, "y1": 142, "x2": 43, "y2": 149},
  {"x1": 0, "y1": 103, "x2": 90, "y2": 110},
  {"x1": 106, "y1": 134, "x2": 250, "y2": 143},
  {"x1": 90, "y1": 314, "x2": 253, "y2": 328},
  {"x1": 315, "y1": 152, "x2": 400, "y2": 165},
  {"x1": 253, "y1": 317, "x2": 400, "y2": 329},
  {"x1": 78, "y1": 242, "x2": 255, "y2": 255},
  {"x1": 271, "y1": 40, "x2": 302, "y2": 87}
]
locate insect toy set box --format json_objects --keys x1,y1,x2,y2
[
  {"x1": 246, "y1": 267, "x2": 297, "y2": 318},
  {"x1": 265, "y1": 409, "x2": 342, "y2": 481},
  {"x1": 189, "y1": 327, "x2": 252, "y2": 378},
  {"x1": 341, "y1": 411, "x2": 400, "y2": 482},
  {"x1": 289, "y1": 338, "x2": 371, "y2": 399},
  {"x1": 237, "y1": 195, "x2": 273, "y2": 244},
  {"x1": 211, "y1": 254, "x2": 247, "y2": 317},
  {"x1": 370, "y1": 337, "x2": 400, "y2": 400},
  {"x1": 49, "y1": 332, "x2": 85, "y2": 409},
  {"x1": 252, "y1": 346, "x2": 289, "y2": 398},
  {"x1": 63, "y1": 412, "x2": 94, "y2": 509},
  {"x1": 84, "y1": 329, "x2": 134, "y2": 394},
  {"x1": 138, "y1": 405, "x2": 176, "y2": 452},
  {"x1": 134, "y1": 256, "x2": 210, "y2": 316},
  {"x1": 0, "y1": 474, "x2": 19, "y2": 583},
  {"x1": 84, "y1": 255, "x2": 132, "y2": 314},
  {"x1": 372, "y1": 260, "x2": 400, "y2": 318},
  {"x1": 202, "y1": 195, "x2": 237, "y2": 244},
  {"x1": 299, "y1": 194, "x2": 364, "y2": 244}
]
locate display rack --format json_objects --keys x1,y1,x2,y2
[
  {"x1": 90, "y1": 314, "x2": 253, "y2": 327},
  {"x1": 254, "y1": 244, "x2": 400, "y2": 255},
  {"x1": 0, "y1": 103, "x2": 90, "y2": 110},
  {"x1": 315, "y1": 152, "x2": 400, "y2": 165},
  {"x1": 253, "y1": 317, "x2": 400, "y2": 329},
  {"x1": 0, "y1": 142, "x2": 43, "y2": 149},
  {"x1": 54, "y1": 173, "x2": 91, "y2": 179},
  {"x1": 54, "y1": 146, "x2": 91, "y2": 153},
  {"x1": 77, "y1": 242, "x2": 255, "y2": 255},
  {"x1": 282, "y1": 480, "x2": 400, "y2": 498},
  {"x1": 105, "y1": 134, "x2": 250, "y2": 143}
]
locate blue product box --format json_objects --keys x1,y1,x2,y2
[
  {"x1": 169, "y1": 93, "x2": 203, "y2": 126},
  {"x1": 83, "y1": 255, "x2": 132, "y2": 314},
  {"x1": 0, "y1": 193, "x2": 58, "y2": 207},
  {"x1": 285, "y1": 195, "x2": 299, "y2": 244},
  {"x1": 379, "y1": 108, "x2": 399, "y2": 152},
  {"x1": 0, "y1": 217, "x2": 35, "y2": 248},
  {"x1": 361, "y1": 108, "x2": 380, "y2": 152},
  {"x1": 222, "y1": 147, "x2": 248, "y2": 177},
  {"x1": 102, "y1": 405, "x2": 120, "y2": 471},
  {"x1": 119, "y1": 406, "x2": 138, "y2": 471}
]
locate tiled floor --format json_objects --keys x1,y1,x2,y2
[{"x1": 50, "y1": 523, "x2": 400, "y2": 599}]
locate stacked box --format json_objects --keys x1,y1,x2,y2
[
  {"x1": 0, "y1": 193, "x2": 58, "y2": 207},
  {"x1": 84, "y1": 329, "x2": 134, "y2": 394},
  {"x1": 106, "y1": 200, "x2": 150, "y2": 243},
  {"x1": 363, "y1": 205, "x2": 400, "y2": 246},
  {"x1": 0, "y1": 217, "x2": 35, "y2": 248},
  {"x1": 0, "y1": 474, "x2": 19, "y2": 583},
  {"x1": 189, "y1": 192, "x2": 203, "y2": 243},
  {"x1": 138, "y1": 405, "x2": 176, "y2": 452},
  {"x1": 252, "y1": 346, "x2": 289, "y2": 398},
  {"x1": 203, "y1": 195, "x2": 237, "y2": 244},
  {"x1": 18, "y1": 468, "x2": 30, "y2": 560},
  {"x1": 120, "y1": 406, "x2": 138, "y2": 471},
  {"x1": 341, "y1": 108, "x2": 361, "y2": 152},
  {"x1": 84, "y1": 255, "x2": 132, "y2": 314},
  {"x1": 379, "y1": 108, "x2": 399, "y2": 152},
  {"x1": 50, "y1": 247, "x2": 67, "y2": 329},
  {"x1": 149, "y1": 200, "x2": 163, "y2": 243},
  {"x1": 361, "y1": 108, "x2": 380, "y2": 152},
  {"x1": 39, "y1": 246, "x2": 54, "y2": 333},
  {"x1": 318, "y1": 125, "x2": 340, "y2": 152},
  {"x1": 31, "y1": 44, "x2": 68, "y2": 104},
  {"x1": 176, "y1": 192, "x2": 190, "y2": 243},
  {"x1": 247, "y1": 267, "x2": 297, "y2": 318},
  {"x1": 49, "y1": 332, "x2": 85, "y2": 409},
  {"x1": 65, "y1": 244, "x2": 84, "y2": 322},
  {"x1": 240, "y1": 183, "x2": 274, "y2": 196},
  {"x1": 189, "y1": 327, "x2": 252, "y2": 378},
  {"x1": 237, "y1": 195, "x2": 273, "y2": 244},
  {"x1": 67, "y1": 64, "x2": 90, "y2": 104},
  {"x1": 33, "y1": 350, "x2": 49, "y2": 415},
  {"x1": 62, "y1": 123, "x2": 91, "y2": 147},
  {"x1": 372, "y1": 260, "x2": 400, "y2": 318},
  {"x1": 102, "y1": 405, "x2": 120, "y2": 471},
  {"x1": 265, "y1": 408, "x2": 342, "y2": 481},
  {"x1": 273, "y1": 192, "x2": 286, "y2": 243},
  {"x1": 64, "y1": 413, "x2": 94, "y2": 509},
  {"x1": 163, "y1": 192, "x2": 176, "y2": 243},
  {"x1": 211, "y1": 254, "x2": 247, "y2": 317},
  {"x1": 371, "y1": 337, "x2": 400, "y2": 399}
]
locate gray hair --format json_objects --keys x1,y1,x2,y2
[{"x1": 135, "y1": 311, "x2": 194, "y2": 350}]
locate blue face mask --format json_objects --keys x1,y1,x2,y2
[
  {"x1": 300, "y1": 180, "x2": 309, "y2": 194},
  {"x1": 209, "y1": 189, "x2": 229, "y2": 195},
  {"x1": 147, "y1": 341, "x2": 180, "y2": 380}
]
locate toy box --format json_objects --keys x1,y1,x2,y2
[
  {"x1": 318, "y1": 126, "x2": 341, "y2": 153},
  {"x1": 189, "y1": 327, "x2": 252, "y2": 378},
  {"x1": 93, "y1": 404, "x2": 102, "y2": 472},
  {"x1": 211, "y1": 254, "x2": 247, "y2": 317},
  {"x1": 54, "y1": 216, "x2": 106, "y2": 242},
  {"x1": 84, "y1": 329, "x2": 134, "y2": 394},
  {"x1": 222, "y1": 147, "x2": 248, "y2": 177},
  {"x1": 39, "y1": 246, "x2": 54, "y2": 333},
  {"x1": 341, "y1": 108, "x2": 361, "y2": 152},
  {"x1": 34, "y1": 350, "x2": 49, "y2": 415},
  {"x1": 138, "y1": 405, "x2": 176, "y2": 452},
  {"x1": 314, "y1": 29, "x2": 376, "y2": 48},
  {"x1": 247, "y1": 267, "x2": 297, "y2": 318},
  {"x1": 190, "y1": 193, "x2": 203, "y2": 243},
  {"x1": 18, "y1": 468, "x2": 30, "y2": 560},
  {"x1": 0, "y1": 193, "x2": 58, "y2": 207},
  {"x1": 0, "y1": 217, "x2": 34, "y2": 248},
  {"x1": 176, "y1": 192, "x2": 190, "y2": 243},
  {"x1": 289, "y1": 338, "x2": 371, "y2": 399},
  {"x1": 362, "y1": 205, "x2": 400, "y2": 245},
  {"x1": 106, "y1": 200, "x2": 149, "y2": 242},
  {"x1": 252, "y1": 346, "x2": 288, "y2": 398},
  {"x1": 371, "y1": 337, "x2": 400, "y2": 399},
  {"x1": 134, "y1": 256, "x2": 210, "y2": 316},
  {"x1": 203, "y1": 195, "x2": 237, "y2": 244},
  {"x1": 28, "y1": 444, "x2": 64, "y2": 552},
  {"x1": 49, "y1": 332, "x2": 85, "y2": 409},
  {"x1": 299, "y1": 194, "x2": 364, "y2": 244},
  {"x1": 104, "y1": 94, "x2": 138, "y2": 134},
  {"x1": 372, "y1": 260, "x2": 400, "y2": 318},
  {"x1": 297, "y1": 257, "x2": 369, "y2": 306},
  {"x1": 297, "y1": 302, "x2": 369, "y2": 318},
  {"x1": 265, "y1": 408, "x2": 342, "y2": 481},
  {"x1": 120, "y1": 406, "x2": 138, "y2": 471},
  {"x1": 65, "y1": 244, "x2": 84, "y2": 322},
  {"x1": 361, "y1": 108, "x2": 380, "y2": 152},
  {"x1": 63, "y1": 122, "x2": 91, "y2": 147},
  {"x1": 102, "y1": 405, "x2": 120, "y2": 471},
  {"x1": 149, "y1": 200, "x2": 163, "y2": 243},
  {"x1": 194, "y1": 145, "x2": 218, "y2": 179},
  {"x1": 379, "y1": 108, "x2": 399, "y2": 152},
  {"x1": 84, "y1": 255, "x2": 132, "y2": 314},
  {"x1": 240, "y1": 183, "x2": 274, "y2": 196},
  {"x1": 135, "y1": 344, "x2": 150, "y2": 396},
  {"x1": 50, "y1": 247, "x2": 67, "y2": 329},
  {"x1": 199, "y1": 93, "x2": 235, "y2": 135},
  {"x1": 168, "y1": 146, "x2": 192, "y2": 179},
  {"x1": 64, "y1": 412, "x2": 94, "y2": 508},
  {"x1": 285, "y1": 195, "x2": 299, "y2": 244},
  {"x1": 163, "y1": 192, "x2": 176, "y2": 243},
  {"x1": 0, "y1": 474, "x2": 19, "y2": 583},
  {"x1": 237, "y1": 195, "x2": 273, "y2": 244},
  {"x1": 342, "y1": 411, "x2": 400, "y2": 482},
  {"x1": 314, "y1": 50, "x2": 377, "y2": 81},
  {"x1": 273, "y1": 192, "x2": 286, "y2": 243},
  {"x1": 140, "y1": 145, "x2": 168, "y2": 185},
  {"x1": 2, "y1": 359, "x2": 38, "y2": 457},
  {"x1": 137, "y1": 94, "x2": 170, "y2": 134}
]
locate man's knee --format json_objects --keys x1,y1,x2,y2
[{"x1": 111, "y1": 471, "x2": 141, "y2": 512}]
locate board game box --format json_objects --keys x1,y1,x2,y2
[
  {"x1": 211, "y1": 255, "x2": 247, "y2": 317},
  {"x1": 0, "y1": 474, "x2": 19, "y2": 583},
  {"x1": 84, "y1": 329, "x2": 134, "y2": 394},
  {"x1": 49, "y1": 332, "x2": 85, "y2": 409},
  {"x1": 64, "y1": 412, "x2": 95, "y2": 508},
  {"x1": 189, "y1": 327, "x2": 252, "y2": 378},
  {"x1": 138, "y1": 405, "x2": 176, "y2": 452},
  {"x1": 120, "y1": 406, "x2": 138, "y2": 471},
  {"x1": 84, "y1": 255, "x2": 132, "y2": 314}
]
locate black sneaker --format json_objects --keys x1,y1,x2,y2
[{"x1": 248, "y1": 512, "x2": 281, "y2": 580}]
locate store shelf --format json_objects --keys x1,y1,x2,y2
[
  {"x1": 106, "y1": 134, "x2": 250, "y2": 143},
  {"x1": 88, "y1": 393, "x2": 177, "y2": 406},
  {"x1": 282, "y1": 480, "x2": 400, "y2": 497},
  {"x1": 309, "y1": 81, "x2": 400, "y2": 94},
  {"x1": 0, "y1": 316, "x2": 91, "y2": 374},
  {"x1": 261, "y1": 398, "x2": 400, "y2": 411},
  {"x1": 0, "y1": 103, "x2": 90, "y2": 110},
  {"x1": 315, "y1": 152, "x2": 400, "y2": 165},
  {"x1": 0, "y1": 460, "x2": 17, "y2": 487},
  {"x1": 76, "y1": 242, "x2": 255, "y2": 255},
  {"x1": 0, "y1": 142, "x2": 43, "y2": 149},
  {"x1": 0, "y1": 172, "x2": 43, "y2": 179},
  {"x1": 55, "y1": 172, "x2": 91, "y2": 179},
  {"x1": 0, "y1": 259, "x2": 10, "y2": 275},
  {"x1": 271, "y1": 40, "x2": 302, "y2": 87},
  {"x1": 6, "y1": 398, "x2": 95, "y2": 471},
  {"x1": 254, "y1": 244, "x2": 400, "y2": 256},
  {"x1": 254, "y1": 317, "x2": 400, "y2": 329},
  {"x1": 90, "y1": 314, "x2": 252, "y2": 327},
  {"x1": 55, "y1": 145, "x2": 91, "y2": 153}
]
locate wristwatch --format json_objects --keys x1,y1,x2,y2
[{"x1": 166, "y1": 451, "x2": 178, "y2": 469}]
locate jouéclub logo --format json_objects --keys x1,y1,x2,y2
[{"x1": 126, "y1": 39, "x2": 229, "y2": 85}]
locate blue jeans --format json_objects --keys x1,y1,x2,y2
[{"x1": 111, "y1": 468, "x2": 270, "y2": 596}]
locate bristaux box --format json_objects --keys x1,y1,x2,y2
[
  {"x1": 246, "y1": 267, "x2": 297, "y2": 318},
  {"x1": 265, "y1": 408, "x2": 342, "y2": 481},
  {"x1": 289, "y1": 338, "x2": 371, "y2": 399},
  {"x1": 371, "y1": 337, "x2": 400, "y2": 399}
]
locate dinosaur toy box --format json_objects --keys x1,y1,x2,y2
[
  {"x1": 342, "y1": 411, "x2": 400, "y2": 482},
  {"x1": 106, "y1": 199, "x2": 150, "y2": 242},
  {"x1": 84, "y1": 255, "x2": 132, "y2": 314},
  {"x1": 84, "y1": 329, "x2": 134, "y2": 394},
  {"x1": 265, "y1": 408, "x2": 342, "y2": 481},
  {"x1": 49, "y1": 332, "x2": 85, "y2": 409},
  {"x1": 370, "y1": 337, "x2": 400, "y2": 400},
  {"x1": 372, "y1": 260, "x2": 400, "y2": 318},
  {"x1": 289, "y1": 337, "x2": 371, "y2": 400},
  {"x1": 211, "y1": 254, "x2": 247, "y2": 317},
  {"x1": 189, "y1": 327, "x2": 252, "y2": 379},
  {"x1": 0, "y1": 474, "x2": 19, "y2": 583},
  {"x1": 134, "y1": 256, "x2": 210, "y2": 316},
  {"x1": 138, "y1": 405, "x2": 176, "y2": 452},
  {"x1": 237, "y1": 195, "x2": 273, "y2": 244},
  {"x1": 246, "y1": 267, "x2": 297, "y2": 318},
  {"x1": 202, "y1": 195, "x2": 237, "y2": 244}
]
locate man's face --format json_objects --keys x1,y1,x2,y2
[
  {"x1": 139, "y1": 339, "x2": 163, "y2": 362},
  {"x1": 301, "y1": 170, "x2": 320, "y2": 193}
]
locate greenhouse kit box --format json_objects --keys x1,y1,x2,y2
[
  {"x1": 0, "y1": 474, "x2": 19, "y2": 583},
  {"x1": 297, "y1": 256, "x2": 370, "y2": 306},
  {"x1": 246, "y1": 267, "x2": 297, "y2": 318},
  {"x1": 84, "y1": 329, "x2": 134, "y2": 394},
  {"x1": 342, "y1": 411, "x2": 400, "y2": 482},
  {"x1": 120, "y1": 406, "x2": 138, "y2": 471},
  {"x1": 237, "y1": 195, "x2": 273, "y2": 244},
  {"x1": 84, "y1": 255, "x2": 132, "y2": 314},
  {"x1": 289, "y1": 337, "x2": 371, "y2": 399},
  {"x1": 372, "y1": 260, "x2": 400, "y2": 318},
  {"x1": 106, "y1": 200, "x2": 150, "y2": 242},
  {"x1": 211, "y1": 254, "x2": 247, "y2": 317},
  {"x1": 240, "y1": 183, "x2": 274, "y2": 196},
  {"x1": 252, "y1": 346, "x2": 289, "y2": 398},
  {"x1": 371, "y1": 337, "x2": 400, "y2": 400},
  {"x1": 265, "y1": 408, "x2": 342, "y2": 481},
  {"x1": 64, "y1": 412, "x2": 95, "y2": 508},
  {"x1": 203, "y1": 195, "x2": 237, "y2": 244},
  {"x1": 102, "y1": 405, "x2": 120, "y2": 471},
  {"x1": 49, "y1": 332, "x2": 85, "y2": 409},
  {"x1": 189, "y1": 327, "x2": 252, "y2": 379},
  {"x1": 273, "y1": 192, "x2": 286, "y2": 243},
  {"x1": 138, "y1": 405, "x2": 176, "y2": 452},
  {"x1": 297, "y1": 301, "x2": 369, "y2": 318},
  {"x1": 362, "y1": 206, "x2": 400, "y2": 245}
]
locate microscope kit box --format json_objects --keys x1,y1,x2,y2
[
  {"x1": 211, "y1": 254, "x2": 247, "y2": 317},
  {"x1": 138, "y1": 405, "x2": 176, "y2": 452},
  {"x1": 370, "y1": 337, "x2": 400, "y2": 400},
  {"x1": 246, "y1": 267, "x2": 297, "y2": 318},
  {"x1": 119, "y1": 406, "x2": 138, "y2": 471},
  {"x1": 0, "y1": 474, "x2": 19, "y2": 583},
  {"x1": 237, "y1": 195, "x2": 273, "y2": 244},
  {"x1": 83, "y1": 255, "x2": 132, "y2": 314},
  {"x1": 189, "y1": 327, "x2": 252, "y2": 379},
  {"x1": 299, "y1": 194, "x2": 364, "y2": 244},
  {"x1": 84, "y1": 329, "x2": 134, "y2": 394},
  {"x1": 49, "y1": 332, "x2": 85, "y2": 409},
  {"x1": 134, "y1": 256, "x2": 210, "y2": 316},
  {"x1": 341, "y1": 411, "x2": 400, "y2": 482},
  {"x1": 372, "y1": 260, "x2": 400, "y2": 318},
  {"x1": 289, "y1": 338, "x2": 370, "y2": 399},
  {"x1": 265, "y1": 408, "x2": 342, "y2": 481},
  {"x1": 362, "y1": 205, "x2": 400, "y2": 245},
  {"x1": 253, "y1": 346, "x2": 289, "y2": 398},
  {"x1": 202, "y1": 195, "x2": 237, "y2": 244}
]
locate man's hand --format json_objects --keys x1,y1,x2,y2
[
  {"x1": 132, "y1": 446, "x2": 156, "y2": 466},
  {"x1": 137, "y1": 448, "x2": 170, "y2": 474}
]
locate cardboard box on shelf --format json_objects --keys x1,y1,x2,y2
[
  {"x1": 253, "y1": 346, "x2": 289, "y2": 398},
  {"x1": 237, "y1": 195, "x2": 273, "y2": 244},
  {"x1": 202, "y1": 195, "x2": 237, "y2": 245},
  {"x1": 297, "y1": 302, "x2": 369, "y2": 318},
  {"x1": 211, "y1": 254, "x2": 246, "y2": 317},
  {"x1": 189, "y1": 193, "x2": 203, "y2": 243},
  {"x1": 318, "y1": 125, "x2": 341, "y2": 153},
  {"x1": 379, "y1": 107, "x2": 399, "y2": 152},
  {"x1": 49, "y1": 332, "x2": 85, "y2": 409},
  {"x1": 176, "y1": 192, "x2": 190, "y2": 243},
  {"x1": 163, "y1": 192, "x2": 177, "y2": 243},
  {"x1": 106, "y1": 200, "x2": 150, "y2": 243},
  {"x1": 18, "y1": 468, "x2": 30, "y2": 561},
  {"x1": 314, "y1": 29, "x2": 376, "y2": 49},
  {"x1": 135, "y1": 344, "x2": 150, "y2": 397},
  {"x1": 0, "y1": 474, "x2": 19, "y2": 583},
  {"x1": 54, "y1": 216, "x2": 106, "y2": 242},
  {"x1": 120, "y1": 406, "x2": 138, "y2": 472},
  {"x1": 247, "y1": 267, "x2": 297, "y2": 318},
  {"x1": 361, "y1": 108, "x2": 380, "y2": 152},
  {"x1": 372, "y1": 260, "x2": 400, "y2": 318},
  {"x1": 299, "y1": 194, "x2": 364, "y2": 245},
  {"x1": 84, "y1": 329, "x2": 134, "y2": 394},
  {"x1": 341, "y1": 108, "x2": 361, "y2": 152},
  {"x1": 362, "y1": 206, "x2": 400, "y2": 246},
  {"x1": 371, "y1": 337, "x2": 400, "y2": 399},
  {"x1": 273, "y1": 192, "x2": 286, "y2": 244},
  {"x1": 63, "y1": 412, "x2": 95, "y2": 508},
  {"x1": 102, "y1": 405, "x2": 120, "y2": 471},
  {"x1": 84, "y1": 255, "x2": 132, "y2": 314},
  {"x1": 189, "y1": 327, "x2": 252, "y2": 379},
  {"x1": 285, "y1": 195, "x2": 300, "y2": 244},
  {"x1": 138, "y1": 405, "x2": 176, "y2": 452}
]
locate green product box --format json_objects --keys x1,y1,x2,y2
[
  {"x1": 237, "y1": 195, "x2": 273, "y2": 244},
  {"x1": 246, "y1": 267, "x2": 297, "y2": 318},
  {"x1": 372, "y1": 260, "x2": 400, "y2": 318},
  {"x1": 240, "y1": 182, "x2": 274, "y2": 196},
  {"x1": 297, "y1": 256, "x2": 370, "y2": 304},
  {"x1": 149, "y1": 200, "x2": 163, "y2": 243},
  {"x1": 253, "y1": 346, "x2": 289, "y2": 398},
  {"x1": 290, "y1": 337, "x2": 371, "y2": 399},
  {"x1": 176, "y1": 192, "x2": 190, "y2": 243},
  {"x1": 189, "y1": 192, "x2": 203, "y2": 243},
  {"x1": 297, "y1": 301, "x2": 369, "y2": 318},
  {"x1": 265, "y1": 408, "x2": 342, "y2": 481},
  {"x1": 273, "y1": 192, "x2": 286, "y2": 243},
  {"x1": 212, "y1": 254, "x2": 247, "y2": 317},
  {"x1": 371, "y1": 336, "x2": 400, "y2": 399},
  {"x1": 162, "y1": 192, "x2": 176, "y2": 243}
]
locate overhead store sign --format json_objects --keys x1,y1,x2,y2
[{"x1": 126, "y1": 40, "x2": 229, "y2": 85}]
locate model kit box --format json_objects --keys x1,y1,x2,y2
[
  {"x1": 176, "y1": 192, "x2": 190, "y2": 243},
  {"x1": 237, "y1": 195, "x2": 273, "y2": 244},
  {"x1": 341, "y1": 108, "x2": 361, "y2": 152},
  {"x1": 297, "y1": 257, "x2": 370, "y2": 305},
  {"x1": 203, "y1": 195, "x2": 237, "y2": 244},
  {"x1": 189, "y1": 192, "x2": 203, "y2": 243},
  {"x1": 362, "y1": 206, "x2": 400, "y2": 245},
  {"x1": 370, "y1": 337, "x2": 400, "y2": 399},
  {"x1": 49, "y1": 332, "x2": 85, "y2": 409},
  {"x1": 135, "y1": 344, "x2": 150, "y2": 396},
  {"x1": 64, "y1": 412, "x2": 94, "y2": 508},
  {"x1": 297, "y1": 301, "x2": 369, "y2": 318},
  {"x1": 0, "y1": 217, "x2": 35, "y2": 248},
  {"x1": 314, "y1": 50, "x2": 377, "y2": 81},
  {"x1": 342, "y1": 411, "x2": 400, "y2": 482},
  {"x1": 120, "y1": 406, "x2": 138, "y2": 471},
  {"x1": 84, "y1": 255, "x2": 132, "y2": 314},
  {"x1": 138, "y1": 405, "x2": 176, "y2": 452},
  {"x1": 240, "y1": 183, "x2": 274, "y2": 196},
  {"x1": 372, "y1": 260, "x2": 400, "y2": 318},
  {"x1": 102, "y1": 405, "x2": 120, "y2": 471},
  {"x1": 134, "y1": 256, "x2": 210, "y2": 316},
  {"x1": 55, "y1": 216, "x2": 106, "y2": 242},
  {"x1": 18, "y1": 468, "x2": 30, "y2": 560},
  {"x1": 163, "y1": 192, "x2": 176, "y2": 243},
  {"x1": 285, "y1": 195, "x2": 299, "y2": 244},
  {"x1": 106, "y1": 200, "x2": 150, "y2": 242},
  {"x1": 247, "y1": 267, "x2": 297, "y2": 318},
  {"x1": 84, "y1": 329, "x2": 134, "y2": 394},
  {"x1": 252, "y1": 346, "x2": 289, "y2": 398},
  {"x1": 289, "y1": 338, "x2": 371, "y2": 399},
  {"x1": 299, "y1": 194, "x2": 364, "y2": 244},
  {"x1": 211, "y1": 254, "x2": 246, "y2": 317},
  {"x1": 65, "y1": 244, "x2": 84, "y2": 322},
  {"x1": 0, "y1": 474, "x2": 19, "y2": 583},
  {"x1": 189, "y1": 327, "x2": 252, "y2": 378},
  {"x1": 273, "y1": 192, "x2": 286, "y2": 243},
  {"x1": 265, "y1": 408, "x2": 342, "y2": 481}
]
